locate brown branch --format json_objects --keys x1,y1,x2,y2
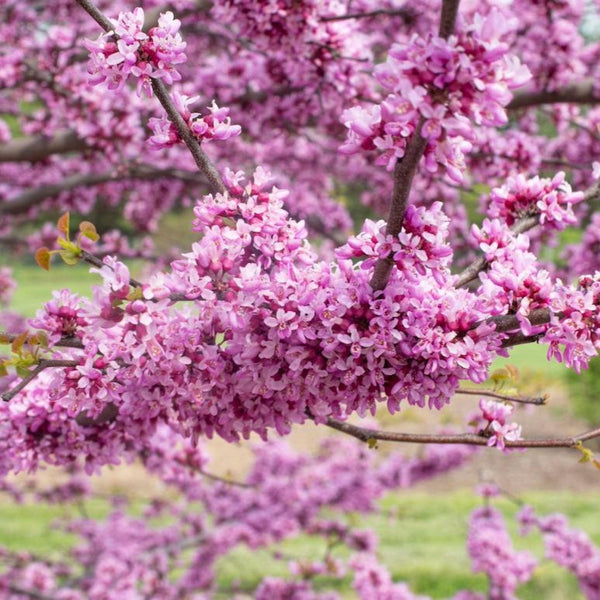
[
  {"x1": 485, "y1": 308, "x2": 552, "y2": 334},
  {"x1": 75, "y1": 0, "x2": 225, "y2": 195},
  {"x1": 322, "y1": 417, "x2": 600, "y2": 449},
  {"x1": 0, "y1": 130, "x2": 85, "y2": 163},
  {"x1": 7, "y1": 584, "x2": 57, "y2": 600},
  {"x1": 501, "y1": 331, "x2": 544, "y2": 348},
  {"x1": 150, "y1": 79, "x2": 225, "y2": 195},
  {"x1": 0, "y1": 334, "x2": 84, "y2": 350},
  {"x1": 75, "y1": 0, "x2": 114, "y2": 31},
  {"x1": 457, "y1": 388, "x2": 547, "y2": 406},
  {"x1": 438, "y1": 0, "x2": 461, "y2": 38},
  {"x1": 2, "y1": 172, "x2": 125, "y2": 216},
  {"x1": 370, "y1": 123, "x2": 428, "y2": 290},
  {"x1": 320, "y1": 8, "x2": 415, "y2": 22},
  {"x1": 2, "y1": 359, "x2": 79, "y2": 402},
  {"x1": 1, "y1": 165, "x2": 209, "y2": 216},
  {"x1": 509, "y1": 80, "x2": 599, "y2": 110},
  {"x1": 370, "y1": 0, "x2": 461, "y2": 291},
  {"x1": 75, "y1": 402, "x2": 119, "y2": 427}
]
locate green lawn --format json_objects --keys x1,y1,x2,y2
[{"x1": 0, "y1": 490, "x2": 596, "y2": 598}]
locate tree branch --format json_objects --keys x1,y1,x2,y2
[
  {"x1": 322, "y1": 417, "x2": 600, "y2": 449},
  {"x1": 2, "y1": 359, "x2": 79, "y2": 402},
  {"x1": 370, "y1": 0, "x2": 461, "y2": 291},
  {"x1": 150, "y1": 79, "x2": 225, "y2": 195},
  {"x1": 370, "y1": 124, "x2": 428, "y2": 291},
  {"x1": 438, "y1": 0, "x2": 461, "y2": 38},
  {"x1": 0, "y1": 334, "x2": 84, "y2": 350},
  {"x1": 320, "y1": 8, "x2": 415, "y2": 23},
  {"x1": 1, "y1": 164, "x2": 208, "y2": 216},
  {"x1": 457, "y1": 388, "x2": 547, "y2": 406},
  {"x1": 509, "y1": 80, "x2": 599, "y2": 110},
  {"x1": 75, "y1": 0, "x2": 225, "y2": 195},
  {"x1": 0, "y1": 130, "x2": 85, "y2": 163}
]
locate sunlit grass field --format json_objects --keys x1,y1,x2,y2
[{"x1": 0, "y1": 489, "x2": 598, "y2": 599}]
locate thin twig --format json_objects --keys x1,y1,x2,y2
[
  {"x1": 457, "y1": 388, "x2": 547, "y2": 406},
  {"x1": 509, "y1": 79, "x2": 598, "y2": 110},
  {"x1": 79, "y1": 250, "x2": 143, "y2": 288},
  {"x1": 370, "y1": 0, "x2": 461, "y2": 291},
  {"x1": 321, "y1": 417, "x2": 600, "y2": 449},
  {"x1": 2, "y1": 359, "x2": 79, "y2": 402},
  {"x1": 321, "y1": 8, "x2": 414, "y2": 22},
  {"x1": 74, "y1": 0, "x2": 225, "y2": 195},
  {"x1": 150, "y1": 79, "x2": 225, "y2": 195},
  {"x1": 455, "y1": 215, "x2": 539, "y2": 288}
]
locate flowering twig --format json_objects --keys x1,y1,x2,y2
[
  {"x1": 321, "y1": 417, "x2": 600, "y2": 449},
  {"x1": 150, "y1": 79, "x2": 225, "y2": 194},
  {"x1": 455, "y1": 215, "x2": 539, "y2": 288},
  {"x1": 0, "y1": 334, "x2": 84, "y2": 350},
  {"x1": 2, "y1": 359, "x2": 79, "y2": 402},
  {"x1": 457, "y1": 388, "x2": 546, "y2": 406},
  {"x1": 75, "y1": 0, "x2": 226, "y2": 195},
  {"x1": 370, "y1": 0, "x2": 461, "y2": 291}
]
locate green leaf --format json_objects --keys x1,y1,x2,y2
[
  {"x1": 16, "y1": 364, "x2": 32, "y2": 378},
  {"x1": 574, "y1": 441, "x2": 595, "y2": 464},
  {"x1": 367, "y1": 437, "x2": 378, "y2": 449},
  {"x1": 78, "y1": 221, "x2": 100, "y2": 242}
]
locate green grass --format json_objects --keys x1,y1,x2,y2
[
  {"x1": 2, "y1": 490, "x2": 595, "y2": 598},
  {"x1": 7, "y1": 262, "x2": 99, "y2": 317}
]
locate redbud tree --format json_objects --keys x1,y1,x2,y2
[{"x1": 2, "y1": 0, "x2": 600, "y2": 597}]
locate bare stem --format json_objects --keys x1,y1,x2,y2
[
  {"x1": 457, "y1": 388, "x2": 547, "y2": 406},
  {"x1": 2, "y1": 359, "x2": 79, "y2": 402},
  {"x1": 322, "y1": 417, "x2": 600, "y2": 449},
  {"x1": 439, "y1": 0, "x2": 461, "y2": 38},
  {"x1": 509, "y1": 79, "x2": 598, "y2": 110}
]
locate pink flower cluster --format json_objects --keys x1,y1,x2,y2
[
  {"x1": 485, "y1": 172, "x2": 583, "y2": 230},
  {"x1": 467, "y1": 506, "x2": 537, "y2": 599},
  {"x1": 543, "y1": 274, "x2": 600, "y2": 373},
  {"x1": 519, "y1": 506, "x2": 600, "y2": 599},
  {"x1": 471, "y1": 399, "x2": 522, "y2": 452},
  {"x1": 84, "y1": 8, "x2": 186, "y2": 96},
  {"x1": 340, "y1": 9, "x2": 530, "y2": 181},
  {"x1": 148, "y1": 93, "x2": 241, "y2": 149}
]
